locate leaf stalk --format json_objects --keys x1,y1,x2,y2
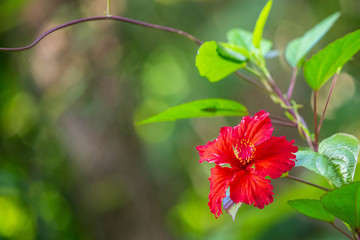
[{"x1": 286, "y1": 175, "x2": 330, "y2": 192}]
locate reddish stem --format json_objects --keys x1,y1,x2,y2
[
  {"x1": 286, "y1": 175, "x2": 330, "y2": 191},
  {"x1": 313, "y1": 91, "x2": 319, "y2": 152},
  {"x1": 265, "y1": 72, "x2": 315, "y2": 151},
  {"x1": 317, "y1": 73, "x2": 339, "y2": 135},
  {"x1": 0, "y1": 15, "x2": 203, "y2": 52},
  {"x1": 287, "y1": 67, "x2": 298, "y2": 100},
  {"x1": 329, "y1": 223, "x2": 354, "y2": 240}
]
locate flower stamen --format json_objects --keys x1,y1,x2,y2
[{"x1": 233, "y1": 139, "x2": 256, "y2": 164}]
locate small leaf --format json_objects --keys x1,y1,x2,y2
[
  {"x1": 321, "y1": 182, "x2": 360, "y2": 228},
  {"x1": 253, "y1": 0, "x2": 272, "y2": 49},
  {"x1": 227, "y1": 29, "x2": 272, "y2": 55},
  {"x1": 288, "y1": 199, "x2": 334, "y2": 222},
  {"x1": 217, "y1": 42, "x2": 248, "y2": 62},
  {"x1": 296, "y1": 133, "x2": 359, "y2": 187},
  {"x1": 137, "y1": 99, "x2": 248, "y2": 125},
  {"x1": 196, "y1": 41, "x2": 246, "y2": 82},
  {"x1": 285, "y1": 12, "x2": 340, "y2": 68},
  {"x1": 304, "y1": 29, "x2": 360, "y2": 90}
]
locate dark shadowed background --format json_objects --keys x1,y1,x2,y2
[{"x1": 0, "y1": 0, "x2": 359, "y2": 239}]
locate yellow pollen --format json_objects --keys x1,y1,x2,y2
[{"x1": 233, "y1": 139, "x2": 256, "y2": 164}]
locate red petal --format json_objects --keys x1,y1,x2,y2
[
  {"x1": 254, "y1": 136, "x2": 298, "y2": 179},
  {"x1": 233, "y1": 110, "x2": 273, "y2": 145},
  {"x1": 208, "y1": 166, "x2": 236, "y2": 218},
  {"x1": 229, "y1": 169, "x2": 274, "y2": 209},
  {"x1": 197, "y1": 127, "x2": 240, "y2": 168}
]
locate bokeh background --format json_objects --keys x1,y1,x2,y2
[{"x1": 0, "y1": 0, "x2": 360, "y2": 239}]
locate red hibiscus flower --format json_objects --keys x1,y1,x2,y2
[{"x1": 196, "y1": 110, "x2": 298, "y2": 218}]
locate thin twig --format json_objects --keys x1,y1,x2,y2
[
  {"x1": 329, "y1": 223, "x2": 354, "y2": 240},
  {"x1": 106, "y1": 0, "x2": 111, "y2": 16},
  {"x1": 313, "y1": 90, "x2": 319, "y2": 152},
  {"x1": 287, "y1": 67, "x2": 297, "y2": 100},
  {"x1": 271, "y1": 119, "x2": 297, "y2": 127},
  {"x1": 0, "y1": 15, "x2": 270, "y2": 92},
  {"x1": 355, "y1": 229, "x2": 360, "y2": 240},
  {"x1": 0, "y1": 15, "x2": 203, "y2": 52},
  {"x1": 285, "y1": 175, "x2": 330, "y2": 191},
  {"x1": 317, "y1": 73, "x2": 339, "y2": 135},
  {"x1": 0, "y1": 12, "x2": 314, "y2": 149},
  {"x1": 248, "y1": 111, "x2": 296, "y2": 127},
  {"x1": 234, "y1": 71, "x2": 265, "y2": 91}
]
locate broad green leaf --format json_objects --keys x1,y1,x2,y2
[
  {"x1": 296, "y1": 133, "x2": 359, "y2": 187},
  {"x1": 319, "y1": 133, "x2": 359, "y2": 184},
  {"x1": 253, "y1": 0, "x2": 272, "y2": 49},
  {"x1": 196, "y1": 41, "x2": 246, "y2": 82},
  {"x1": 285, "y1": 12, "x2": 340, "y2": 68},
  {"x1": 295, "y1": 150, "x2": 343, "y2": 187},
  {"x1": 321, "y1": 182, "x2": 360, "y2": 228},
  {"x1": 137, "y1": 99, "x2": 248, "y2": 125},
  {"x1": 227, "y1": 29, "x2": 273, "y2": 55},
  {"x1": 304, "y1": 29, "x2": 360, "y2": 90},
  {"x1": 288, "y1": 199, "x2": 334, "y2": 222}
]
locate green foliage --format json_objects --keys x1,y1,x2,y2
[
  {"x1": 195, "y1": 0, "x2": 276, "y2": 83},
  {"x1": 253, "y1": 0, "x2": 272, "y2": 49},
  {"x1": 288, "y1": 199, "x2": 334, "y2": 222},
  {"x1": 321, "y1": 182, "x2": 360, "y2": 228},
  {"x1": 296, "y1": 133, "x2": 359, "y2": 187},
  {"x1": 217, "y1": 42, "x2": 248, "y2": 62},
  {"x1": 304, "y1": 29, "x2": 360, "y2": 90},
  {"x1": 319, "y1": 133, "x2": 359, "y2": 183},
  {"x1": 227, "y1": 29, "x2": 273, "y2": 56},
  {"x1": 285, "y1": 12, "x2": 340, "y2": 68},
  {"x1": 196, "y1": 41, "x2": 246, "y2": 82},
  {"x1": 137, "y1": 98, "x2": 248, "y2": 125},
  {"x1": 296, "y1": 151, "x2": 341, "y2": 187}
]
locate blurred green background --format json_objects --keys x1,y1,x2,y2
[{"x1": 0, "y1": 0, "x2": 359, "y2": 239}]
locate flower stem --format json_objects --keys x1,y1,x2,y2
[
  {"x1": 285, "y1": 175, "x2": 330, "y2": 192},
  {"x1": 317, "y1": 72, "x2": 339, "y2": 136},
  {"x1": 329, "y1": 223, "x2": 354, "y2": 240},
  {"x1": 313, "y1": 90, "x2": 319, "y2": 151}
]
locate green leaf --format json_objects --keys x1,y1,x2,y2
[
  {"x1": 296, "y1": 150, "x2": 342, "y2": 187},
  {"x1": 227, "y1": 29, "x2": 273, "y2": 55},
  {"x1": 196, "y1": 41, "x2": 246, "y2": 82},
  {"x1": 137, "y1": 98, "x2": 248, "y2": 125},
  {"x1": 321, "y1": 182, "x2": 360, "y2": 228},
  {"x1": 288, "y1": 199, "x2": 334, "y2": 222},
  {"x1": 217, "y1": 42, "x2": 248, "y2": 62},
  {"x1": 296, "y1": 133, "x2": 359, "y2": 187},
  {"x1": 285, "y1": 12, "x2": 340, "y2": 68},
  {"x1": 319, "y1": 133, "x2": 359, "y2": 185},
  {"x1": 253, "y1": 0, "x2": 272, "y2": 49},
  {"x1": 304, "y1": 29, "x2": 360, "y2": 90}
]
